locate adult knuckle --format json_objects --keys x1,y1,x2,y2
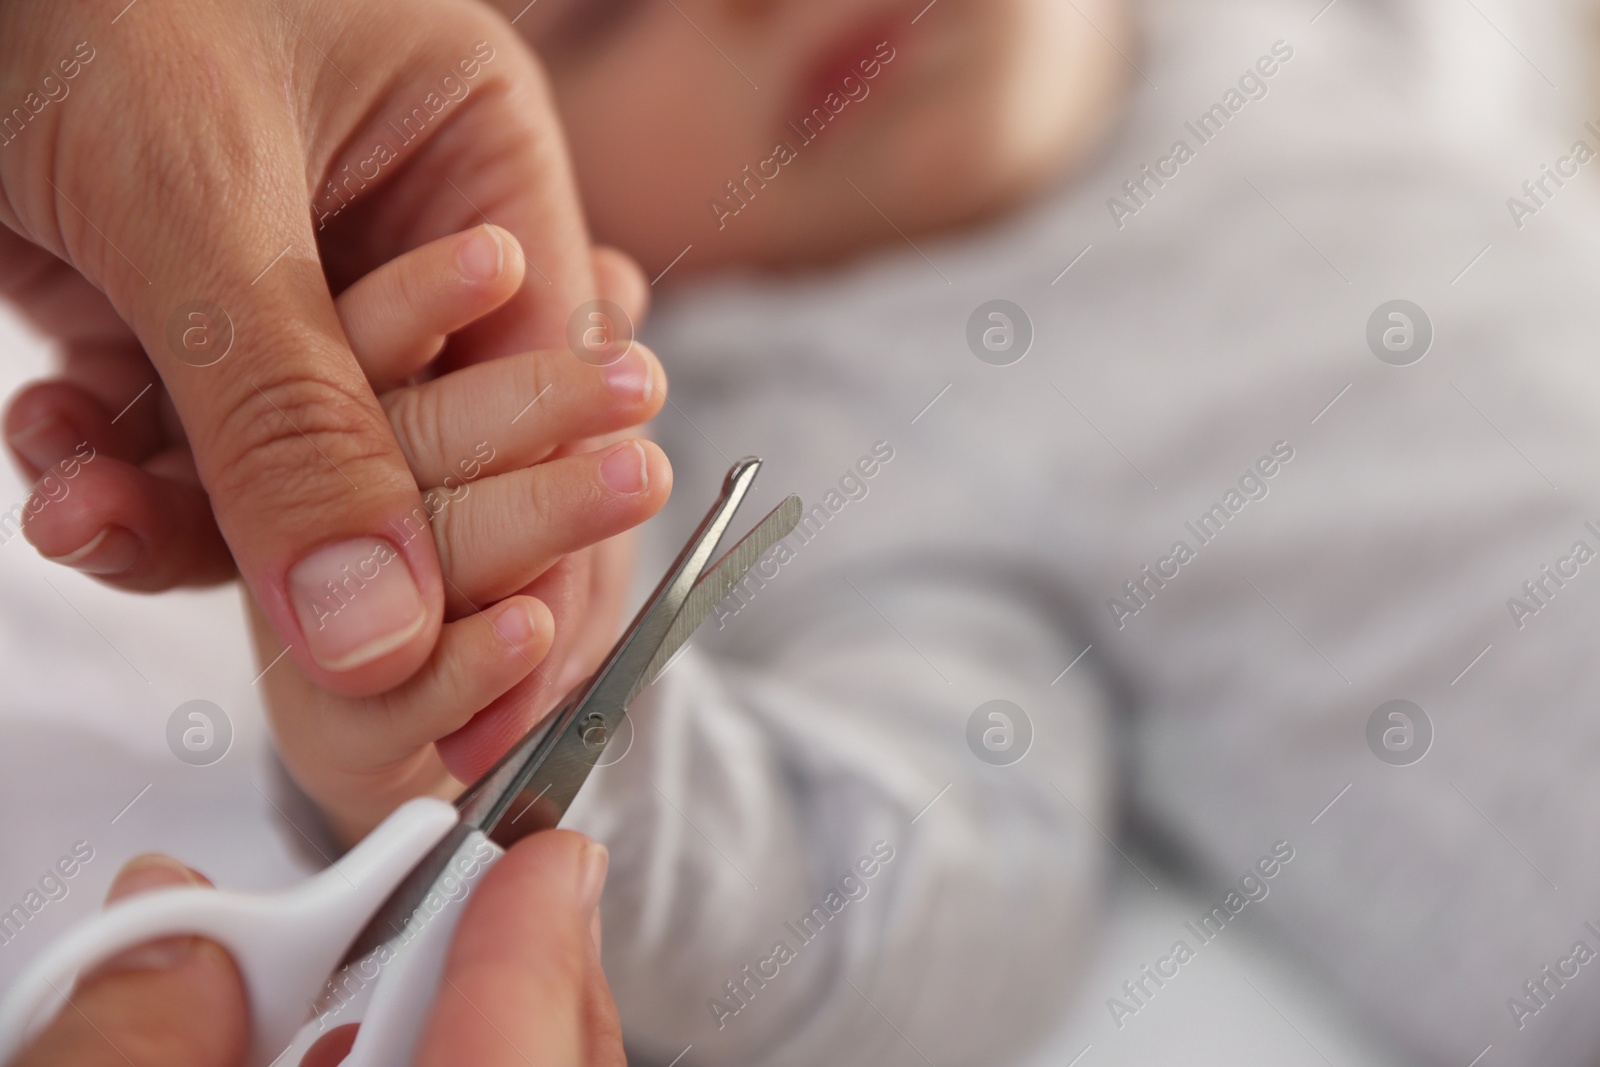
[
  {"x1": 401, "y1": 6, "x2": 553, "y2": 111},
  {"x1": 204, "y1": 371, "x2": 391, "y2": 511}
]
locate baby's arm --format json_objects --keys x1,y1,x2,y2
[
  {"x1": 569, "y1": 575, "x2": 1111, "y2": 1066},
  {"x1": 254, "y1": 225, "x2": 671, "y2": 842}
]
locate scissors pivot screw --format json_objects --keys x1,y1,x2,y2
[{"x1": 579, "y1": 712, "x2": 608, "y2": 750}]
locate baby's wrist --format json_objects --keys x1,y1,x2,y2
[{"x1": 295, "y1": 755, "x2": 463, "y2": 847}]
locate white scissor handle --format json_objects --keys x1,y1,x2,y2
[
  {"x1": 308, "y1": 830, "x2": 505, "y2": 1067},
  {"x1": 0, "y1": 798, "x2": 460, "y2": 1067}
]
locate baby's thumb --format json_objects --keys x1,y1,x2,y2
[{"x1": 10, "y1": 856, "x2": 248, "y2": 1067}]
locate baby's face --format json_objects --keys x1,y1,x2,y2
[{"x1": 500, "y1": 0, "x2": 1128, "y2": 277}]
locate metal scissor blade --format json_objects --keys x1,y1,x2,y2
[
  {"x1": 637, "y1": 494, "x2": 802, "y2": 693},
  {"x1": 454, "y1": 457, "x2": 763, "y2": 848},
  {"x1": 337, "y1": 458, "x2": 770, "y2": 973}
]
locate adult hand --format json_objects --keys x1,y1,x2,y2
[
  {"x1": 11, "y1": 832, "x2": 621, "y2": 1067},
  {"x1": 0, "y1": 0, "x2": 637, "y2": 708}
]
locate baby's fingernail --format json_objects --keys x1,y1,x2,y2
[
  {"x1": 576, "y1": 841, "x2": 609, "y2": 914},
  {"x1": 289, "y1": 537, "x2": 428, "y2": 671},
  {"x1": 601, "y1": 348, "x2": 653, "y2": 404},
  {"x1": 490, "y1": 599, "x2": 539, "y2": 648},
  {"x1": 43, "y1": 525, "x2": 143, "y2": 576},
  {"x1": 598, "y1": 441, "x2": 649, "y2": 495},
  {"x1": 7, "y1": 416, "x2": 79, "y2": 473},
  {"x1": 458, "y1": 225, "x2": 506, "y2": 281}
]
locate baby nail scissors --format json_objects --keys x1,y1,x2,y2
[{"x1": 0, "y1": 457, "x2": 800, "y2": 1067}]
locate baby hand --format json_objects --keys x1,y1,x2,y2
[{"x1": 252, "y1": 226, "x2": 670, "y2": 842}]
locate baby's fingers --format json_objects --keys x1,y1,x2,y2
[
  {"x1": 375, "y1": 596, "x2": 556, "y2": 751},
  {"x1": 591, "y1": 245, "x2": 651, "y2": 326},
  {"x1": 266, "y1": 596, "x2": 553, "y2": 773},
  {"x1": 431, "y1": 440, "x2": 671, "y2": 613},
  {"x1": 382, "y1": 343, "x2": 665, "y2": 487},
  {"x1": 336, "y1": 225, "x2": 526, "y2": 390}
]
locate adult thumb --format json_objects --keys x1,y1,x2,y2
[
  {"x1": 415, "y1": 831, "x2": 620, "y2": 1066},
  {"x1": 10, "y1": 856, "x2": 248, "y2": 1067},
  {"x1": 9, "y1": 6, "x2": 450, "y2": 696}
]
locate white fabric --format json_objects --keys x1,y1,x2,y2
[
  {"x1": 1020, "y1": 866, "x2": 1405, "y2": 1067},
  {"x1": 575, "y1": 2, "x2": 1600, "y2": 1065},
  {"x1": 0, "y1": 315, "x2": 327, "y2": 968}
]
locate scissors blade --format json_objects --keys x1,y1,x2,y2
[
  {"x1": 340, "y1": 458, "x2": 766, "y2": 969},
  {"x1": 458, "y1": 457, "x2": 765, "y2": 844},
  {"x1": 637, "y1": 494, "x2": 802, "y2": 693}
]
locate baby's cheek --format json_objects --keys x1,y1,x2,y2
[{"x1": 547, "y1": 0, "x2": 1127, "y2": 272}]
